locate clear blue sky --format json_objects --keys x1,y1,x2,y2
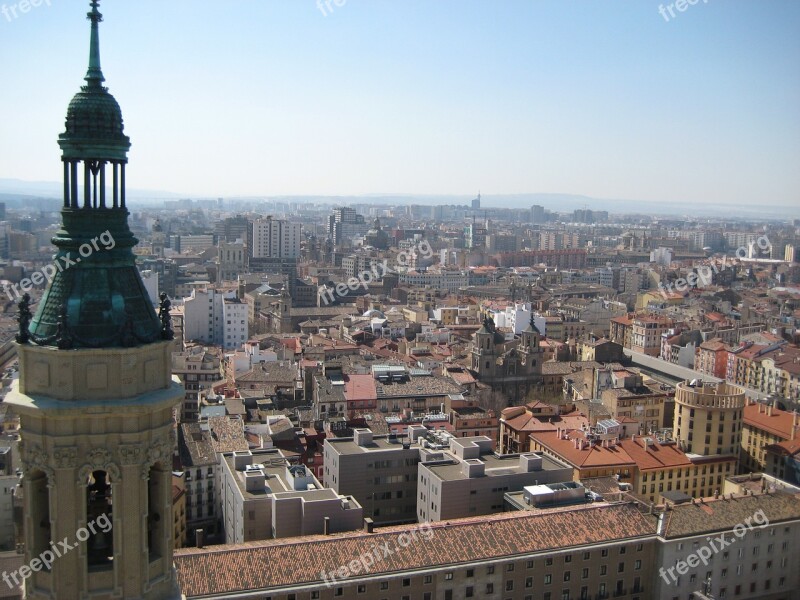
[{"x1": 1, "y1": 1, "x2": 798, "y2": 207}]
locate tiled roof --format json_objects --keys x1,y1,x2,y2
[
  {"x1": 659, "y1": 492, "x2": 800, "y2": 539},
  {"x1": 530, "y1": 430, "x2": 636, "y2": 470},
  {"x1": 343, "y1": 374, "x2": 378, "y2": 401},
  {"x1": 175, "y1": 503, "x2": 655, "y2": 598},
  {"x1": 744, "y1": 403, "x2": 798, "y2": 440},
  {"x1": 618, "y1": 438, "x2": 692, "y2": 471}
]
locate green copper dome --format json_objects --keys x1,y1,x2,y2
[{"x1": 58, "y1": 0, "x2": 130, "y2": 161}]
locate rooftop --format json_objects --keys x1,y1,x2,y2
[{"x1": 174, "y1": 503, "x2": 655, "y2": 598}]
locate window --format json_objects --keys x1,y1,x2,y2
[
  {"x1": 564, "y1": 572, "x2": 571, "y2": 582},
  {"x1": 506, "y1": 581, "x2": 514, "y2": 591},
  {"x1": 507, "y1": 564, "x2": 515, "y2": 572},
  {"x1": 356, "y1": 585, "x2": 365, "y2": 594},
  {"x1": 546, "y1": 558, "x2": 553, "y2": 566},
  {"x1": 545, "y1": 574, "x2": 552, "y2": 584},
  {"x1": 600, "y1": 566, "x2": 607, "y2": 576},
  {"x1": 334, "y1": 589, "x2": 343, "y2": 597},
  {"x1": 525, "y1": 577, "x2": 533, "y2": 588},
  {"x1": 527, "y1": 560, "x2": 534, "y2": 569},
  {"x1": 486, "y1": 584, "x2": 494, "y2": 594},
  {"x1": 402, "y1": 578, "x2": 410, "y2": 587},
  {"x1": 380, "y1": 582, "x2": 388, "y2": 590},
  {"x1": 466, "y1": 587, "x2": 474, "y2": 598},
  {"x1": 601, "y1": 548, "x2": 609, "y2": 557},
  {"x1": 466, "y1": 569, "x2": 474, "y2": 578},
  {"x1": 487, "y1": 566, "x2": 495, "y2": 575},
  {"x1": 582, "y1": 568, "x2": 589, "y2": 579},
  {"x1": 424, "y1": 575, "x2": 432, "y2": 584}
]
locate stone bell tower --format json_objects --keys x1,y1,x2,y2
[{"x1": 5, "y1": 2, "x2": 184, "y2": 598}]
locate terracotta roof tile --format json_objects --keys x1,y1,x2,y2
[{"x1": 175, "y1": 503, "x2": 654, "y2": 597}]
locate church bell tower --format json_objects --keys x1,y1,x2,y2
[{"x1": 6, "y1": 2, "x2": 184, "y2": 598}]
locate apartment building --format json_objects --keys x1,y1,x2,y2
[
  {"x1": 599, "y1": 371, "x2": 669, "y2": 435},
  {"x1": 653, "y1": 492, "x2": 800, "y2": 600},
  {"x1": 178, "y1": 420, "x2": 238, "y2": 544},
  {"x1": 417, "y1": 435, "x2": 573, "y2": 522},
  {"x1": 175, "y1": 502, "x2": 658, "y2": 600},
  {"x1": 630, "y1": 315, "x2": 673, "y2": 356},
  {"x1": 530, "y1": 425, "x2": 736, "y2": 504},
  {"x1": 696, "y1": 338, "x2": 729, "y2": 379},
  {"x1": 172, "y1": 346, "x2": 222, "y2": 422},
  {"x1": 673, "y1": 380, "x2": 745, "y2": 458},
  {"x1": 324, "y1": 428, "x2": 422, "y2": 524},
  {"x1": 249, "y1": 216, "x2": 301, "y2": 259},
  {"x1": 219, "y1": 449, "x2": 362, "y2": 543},
  {"x1": 182, "y1": 287, "x2": 249, "y2": 350},
  {"x1": 741, "y1": 400, "x2": 800, "y2": 477}
]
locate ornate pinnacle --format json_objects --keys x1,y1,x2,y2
[{"x1": 85, "y1": 0, "x2": 105, "y2": 87}]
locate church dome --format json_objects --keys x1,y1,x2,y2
[{"x1": 62, "y1": 86, "x2": 127, "y2": 144}]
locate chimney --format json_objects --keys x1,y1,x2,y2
[
  {"x1": 767, "y1": 403, "x2": 773, "y2": 417},
  {"x1": 364, "y1": 518, "x2": 374, "y2": 533},
  {"x1": 323, "y1": 517, "x2": 331, "y2": 535},
  {"x1": 195, "y1": 529, "x2": 204, "y2": 549}
]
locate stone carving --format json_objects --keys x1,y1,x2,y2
[
  {"x1": 53, "y1": 447, "x2": 78, "y2": 469},
  {"x1": 20, "y1": 443, "x2": 55, "y2": 485},
  {"x1": 118, "y1": 445, "x2": 142, "y2": 465},
  {"x1": 141, "y1": 438, "x2": 173, "y2": 479},
  {"x1": 77, "y1": 448, "x2": 120, "y2": 485}
]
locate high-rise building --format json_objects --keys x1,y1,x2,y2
[
  {"x1": 530, "y1": 204, "x2": 545, "y2": 223},
  {"x1": 327, "y1": 207, "x2": 367, "y2": 248},
  {"x1": 249, "y1": 216, "x2": 301, "y2": 259},
  {"x1": 6, "y1": 3, "x2": 184, "y2": 597}
]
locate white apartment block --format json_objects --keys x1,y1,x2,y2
[
  {"x1": 220, "y1": 449, "x2": 363, "y2": 544},
  {"x1": 251, "y1": 217, "x2": 301, "y2": 259},
  {"x1": 182, "y1": 287, "x2": 249, "y2": 350}
]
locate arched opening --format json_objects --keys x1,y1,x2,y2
[
  {"x1": 28, "y1": 470, "x2": 51, "y2": 561},
  {"x1": 147, "y1": 463, "x2": 168, "y2": 560},
  {"x1": 86, "y1": 470, "x2": 113, "y2": 568}
]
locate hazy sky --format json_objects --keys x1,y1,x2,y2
[{"x1": 1, "y1": 1, "x2": 798, "y2": 207}]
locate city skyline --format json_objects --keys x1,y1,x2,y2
[{"x1": 0, "y1": 1, "x2": 798, "y2": 208}]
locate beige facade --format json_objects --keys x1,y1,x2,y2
[
  {"x1": 7, "y1": 341, "x2": 184, "y2": 600},
  {"x1": 219, "y1": 448, "x2": 362, "y2": 544},
  {"x1": 417, "y1": 436, "x2": 573, "y2": 522},
  {"x1": 324, "y1": 428, "x2": 422, "y2": 524},
  {"x1": 673, "y1": 380, "x2": 745, "y2": 458}
]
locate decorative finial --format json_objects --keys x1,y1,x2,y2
[
  {"x1": 85, "y1": 0, "x2": 105, "y2": 87},
  {"x1": 16, "y1": 294, "x2": 32, "y2": 344},
  {"x1": 159, "y1": 293, "x2": 174, "y2": 340}
]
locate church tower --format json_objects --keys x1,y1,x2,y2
[
  {"x1": 519, "y1": 314, "x2": 544, "y2": 376},
  {"x1": 6, "y1": 3, "x2": 184, "y2": 598}
]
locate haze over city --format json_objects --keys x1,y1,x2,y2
[{"x1": 1, "y1": 1, "x2": 799, "y2": 210}]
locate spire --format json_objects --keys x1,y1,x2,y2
[{"x1": 85, "y1": 0, "x2": 105, "y2": 87}]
